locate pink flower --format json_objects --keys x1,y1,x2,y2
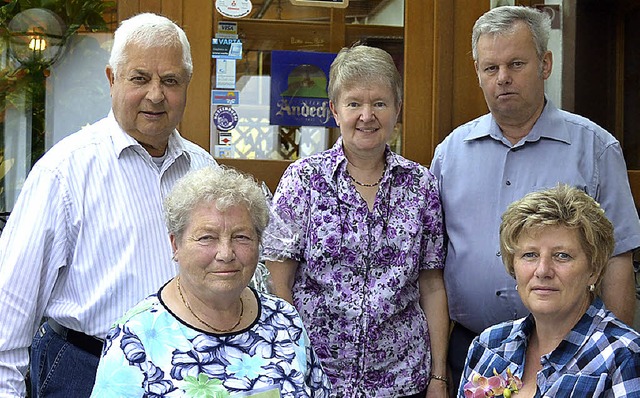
[{"x1": 464, "y1": 368, "x2": 523, "y2": 397}]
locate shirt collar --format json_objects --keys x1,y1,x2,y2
[
  {"x1": 505, "y1": 313, "x2": 536, "y2": 346},
  {"x1": 463, "y1": 98, "x2": 571, "y2": 146},
  {"x1": 108, "y1": 110, "x2": 188, "y2": 162},
  {"x1": 330, "y1": 136, "x2": 407, "y2": 180},
  {"x1": 543, "y1": 298, "x2": 603, "y2": 371}
]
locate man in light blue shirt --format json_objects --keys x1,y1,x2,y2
[
  {"x1": 430, "y1": 6, "x2": 640, "y2": 394},
  {"x1": 0, "y1": 13, "x2": 217, "y2": 397}
]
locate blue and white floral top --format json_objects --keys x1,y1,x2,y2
[{"x1": 91, "y1": 286, "x2": 331, "y2": 398}]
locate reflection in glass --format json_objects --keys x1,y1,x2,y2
[{"x1": 212, "y1": 0, "x2": 404, "y2": 160}]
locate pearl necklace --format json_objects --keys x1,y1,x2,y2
[{"x1": 175, "y1": 277, "x2": 243, "y2": 333}]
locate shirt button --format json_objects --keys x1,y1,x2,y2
[
  {"x1": 496, "y1": 251, "x2": 501, "y2": 257},
  {"x1": 506, "y1": 180, "x2": 511, "y2": 186}
]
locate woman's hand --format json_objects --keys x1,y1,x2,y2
[{"x1": 426, "y1": 377, "x2": 448, "y2": 398}]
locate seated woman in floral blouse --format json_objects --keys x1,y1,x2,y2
[
  {"x1": 91, "y1": 167, "x2": 331, "y2": 398},
  {"x1": 460, "y1": 185, "x2": 640, "y2": 398}
]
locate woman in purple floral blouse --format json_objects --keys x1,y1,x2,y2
[{"x1": 263, "y1": 45, "x2": 449, "y2": 398}]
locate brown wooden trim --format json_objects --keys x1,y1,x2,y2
[
  {"x1": 139, "y1": 0, "x2": 162, "y2": 14},
  {"x1": 329, "y1": 8, "x2": 346, "y2": 51},
  {"x1": 181, "y1": 0, "x2": 213, "y2": 151},
  {"x1": 216, "y1": 158, "x2": 293, "y2": 194},
  {"x1": 451, "y1": 2, "x2": 487, "y2": 131},
  {"x1": 162, "y1": 0, "x2": 184, "y2": 24},
  {"x1": 432, "y1": 0, "x2": 454, "y2": 152},
  {"x1": 117, "y1": 0, "x2": 140, "y2": 21},
  {"x1": 402, "y1": 1, "x2": 434, "y2": 166}
]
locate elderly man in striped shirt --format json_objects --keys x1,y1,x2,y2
[{"x1": 0, "y1": 13, "x2": 217, "y2": 397}]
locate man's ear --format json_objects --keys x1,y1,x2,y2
[
  {"x1": 474, "y1": 61, "x2": 482, "y2": 85},
  {"x1": 105, "y1": 66, "x2": 114, "y2": 87},
  {"x1": 541, "y1": 51, "x2": 553, "y2": 80}
]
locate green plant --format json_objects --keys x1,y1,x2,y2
[{"x1": 1, "y1": 0, "x2": 115, "y2": 36}]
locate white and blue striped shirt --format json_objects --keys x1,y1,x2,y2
[{"x1": 0, "y1": 113, "x2": 217, "y2": 396}]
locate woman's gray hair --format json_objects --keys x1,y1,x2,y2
[
  {"x1": 472, "y1": 6, "x2": 551, "y2": 61},
  {"x1": 164, "y1": 166, "x2": 270, "y2": 241},
  {"x1": 108, "y1": 13, "x2": 193, "y2": 79},
  {"x1": 499, "y1": 184, "x2": 614, "y2": 297},
  {"x1": 327, "y1": 44, "x2": 402, "y2": 107}
]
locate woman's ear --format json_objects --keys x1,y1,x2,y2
[
  {"x1": 170, "y1": 234, "x2": 178, "y2": 260},
  {"x1": 329, "y1": 100, "x2": 340, "y2": 126}
]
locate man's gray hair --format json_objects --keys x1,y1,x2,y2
[
  {"x1": 108, "y1": 13, "x2": 193, "y2": 78},
  {"x1": 472, "y1": 6, "x2": 551, "y2": 61}
]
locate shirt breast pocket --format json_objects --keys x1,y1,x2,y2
[{"x1": 544, "y1": 373, "x2": 608, "y2": 397}]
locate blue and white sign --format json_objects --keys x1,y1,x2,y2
[
  {"x1": 212, "y1": 38, "x2": 243, "y2": 60},
  {"x1": 213, "y1": 106, "x2": 239, "y2": 132},
  {"x1": 212, "y1": 90, "x2": 240, "y2": 105}
]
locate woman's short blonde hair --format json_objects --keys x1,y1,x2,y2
[
  {"x1": 499, "y1": 184, "x2": 614, "y2": 294},
  {"x1": 327, "y1": 44, "x2": 402, "y2": 108},
  {"x1": 164, "y1": 166, "x2": 269, "y2": 241}
]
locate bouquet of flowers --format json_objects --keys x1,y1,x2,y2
[{"x1": 463, "y1": 368, "x2": 523, "y2": 398}]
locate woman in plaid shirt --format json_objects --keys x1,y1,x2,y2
[{"x1": 459, "y1": 185, "x2": 640, "y2": 397}]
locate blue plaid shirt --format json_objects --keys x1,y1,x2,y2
[{"x1": 459, "y1": 298, "x2": 640, "y2": 397}]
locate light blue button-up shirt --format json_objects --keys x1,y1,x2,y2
[{"x1": 431, "y1": 99, "x2": 640, "y2": 334}]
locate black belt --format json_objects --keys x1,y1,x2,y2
[{"x1": 47, "y1": 319, "x2": 104, "y2": 357}]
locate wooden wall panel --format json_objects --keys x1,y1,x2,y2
[
  {"x1": 162, "y1": 0, "x2": 184, "y2": 24},
  {"x1": 402, "y1": 1, "x2": 434, "y2": 166},
  {"x1": 181, "y1": 0, "x2": 213, "y2": 151},
  {"x1": 217, "y1": 159, "x2": 292, "y2": 194},
  {"x1": 329, "y1": 8, "x2": 346, "y2": 52},
  {"x1": 139, "y1": 0, "x2": 162, "y2": 14},
  {"x1": 451, "y1": 1, "x2": 487, "y2": 130},
  {"x1": 403, "y1": 0, "x2": 489, "y2": 166},
  {"x1": 432, "y1": 0, "x2": 454, "y2": 151},
  {"x1": 117, "y1": 0, "x2": 139, "y2": 21}
]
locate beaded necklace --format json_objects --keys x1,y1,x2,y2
[{"x1": 346, "y1": 164, "x2": 385, "y2": 187}]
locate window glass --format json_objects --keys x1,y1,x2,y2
[{"x1": 211, "y1": 0, "x2": 404, "y2": 160}]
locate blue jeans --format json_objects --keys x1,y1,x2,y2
[{"x1": 29, "y1": 322, "x2": 99, "y2": 397}]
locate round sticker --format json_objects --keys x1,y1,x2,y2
[
  {"x1": 215, "y1": 0, "x2": 252, "y2": 19},
  {"x1": 213, "y1": 106, "x2": 239, "y2": 132}
]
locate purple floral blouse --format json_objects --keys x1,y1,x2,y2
[{"x1": 263, "y1": 138, "x2": 445, "y2": 397}]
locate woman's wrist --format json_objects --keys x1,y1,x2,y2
[{"x1": 429, "y1": 373, "x2": 449, "y2": 386}]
